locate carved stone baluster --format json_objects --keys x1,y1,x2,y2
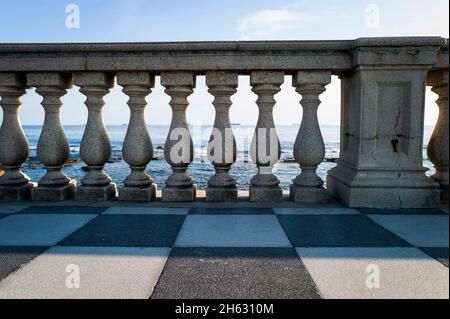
[
  {"x1": 290, "y1": 71, "x2": 331, "y2": 203},
  {"x1": 73, "y1": 72, "x2": 116, "y2": 201},
  {"x1": 249, "y1": 71, "x2": 284, "y2": 202},
  {"x1": 161, "y1": 72, "x2": 196, "y2": 202},
  {"x1": 117, "y1": 72, "x2": 156, "y2": 202},
  {"x1": 0, "y1": 73, "x2": 34, "y2": 200},
  {"x1": 206, "y1": 71, "x2": 238, "y2": 202},
  {"x1": 27, "y1": 72, "x2": 76, "y2": 201},
  {"x1": 427, "y1": 69, "x2": 449, "y2": 202}
]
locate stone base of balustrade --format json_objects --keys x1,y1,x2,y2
[
  {"x1": 290, "y1": 185, "x2": 330, "y2": 203},
  {"x1": 249, "y1": 185, "x2": 283, "y2": 203},
  {"x1": 31, "y1": 181, "x2": 76, "y2": 201},
  {"x1": 118, "y1": 185, "x2": 157, "y2": 202},
  {"x1": 162, "y1": 185, "x2": 197, "y2": 202},
  {"x1": 327, "y1": 168, "x2": 441, "y2": 208},
  {"x1": 74, "y1": 183, "x2": 117, "y2": 201},
  {"x1": 0, "y1": 183, "x2": 35, "y2": 201},
  {"x1": 206, "y1": 186, "x2": 238, "y2": 202}
]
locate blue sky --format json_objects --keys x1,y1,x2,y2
[{"x1": 0, "y1": 0, "x2": 448, "y2": 125}]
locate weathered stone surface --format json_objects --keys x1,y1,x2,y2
[
  {"x1": 328, "y1": 62, "x2": 441, "y2": 208},
  {"x1": 249, "y1": 71, "x2": 283, "y2": 203},
  {"x1": 249, "y1": 186, "x2": 283, "y2": 203},
  {"x1": 162, "y1": 186, "x2": 196, "y2": 202},
  {"x1": 427, "y1": 69, "x2": 449, "y2": 202},
  {"x1": 161, "y1": 72, "x2": 196, "y2": 203},
  {"x1": 206, "y1": 187, "x2": 238, "y2": 202},
  {"x1": 118, "y1": 185, "x2": 157, "y2": 202},
  {"x1": 117, "y1": 72, "x2": 157, "y2": 202},
  {"x1": 205, "y1": 71, "x2": 238, "y2": 202},
  {"x1": 27, "y1": 72, "x2": 75, "y2": 201},
  {"x1": 0, "y1": 183, "x2": 34, "y2": 201},
  {"x1": 74, "y1": 184, "x2": 117, "y2": 201},
  {"x1": 0, "y1": 73, "x2": 34, "y2": 201},
  {"x1": 290, "y1": 71, "x2": 331, "y2": 203},
  {"x1": 73, "y1": 72, "x2": 116, "y2": 201},
  {"x1": 290, "y1": 185, "x2": 329, "y2": 203},
  {"x1": 31, "y1": 181, "x2": 76, "y2": 201}
]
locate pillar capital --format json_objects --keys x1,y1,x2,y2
[
  {"x1": 116, "y1": 71, "x2": 155, "y2": 87},
  {"x1": 73, "y1": 72, "x2": 114, "y2": 88},
  {"x1": 250, "y1": 71, "x2": 284, "y2": 86},
  {"x1": 161, "y1": 71, "x2": 195, "y2": 88},
  {"x1": 27, "y1": 72, "x2": 72, "y2": 89}
]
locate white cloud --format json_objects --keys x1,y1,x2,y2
[{"x1": 237, "y1": 9, "x2": 306, "y2": 40}]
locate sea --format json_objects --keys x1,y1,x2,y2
[{"x1": 22, "y1": 125, "x2": 436, "y2": 190}]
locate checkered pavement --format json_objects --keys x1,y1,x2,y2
[{"x1": 0, "y1": 204, "x2": 448, "y2": 299}]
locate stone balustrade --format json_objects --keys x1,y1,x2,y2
[{"x1": 0, "y1": 37, "x2": 448, "y2": 208}]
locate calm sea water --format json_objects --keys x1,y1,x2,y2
[{"x1": 22, "y1": 125, "x2": 435, "y2": 190}]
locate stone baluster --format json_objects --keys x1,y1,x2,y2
[
  {"x1": 73, "y1": 72, "x2": 116, "y2": 201},
  {"x1": 161, "y1": 72, "x2": 196, "y2": 202},
  {"x1": 290, "y1": 71, "x2": 331, "y2": 203},
  {"x1": 249, "y1": 71, "x2": 284, "y2": 202},
  {"x1": 117, "y1": 72, "x2": 156, "y2": 202},
  {"x1": 427, "y1": 69, "x2": 449, "y2": 202},
  {"x1": 0, "y1": 73, "x2": 34, "y2": 200},
  {"x1": 205, "y1": 71, "x2": 238, "y2": 202},
  {"x1": 27, "y1": 72, "x2": 76, "y2": 201}
]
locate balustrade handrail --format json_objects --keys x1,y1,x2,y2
[
  {"x1": 0, "y1": 37, "x2": 447, "y2": 73},
  {"x1": 0, "y1": 37, "x2": 448, "y2": 207}
]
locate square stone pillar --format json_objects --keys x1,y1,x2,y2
[{"x1": 327, "y1": 43, "x2": 441, "y2": 208}]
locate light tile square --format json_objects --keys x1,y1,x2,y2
[
  {"x1": 0, "y1": 214, "x2": 97, "y2": 246},
  {"x1": 175, "y1": 215, "x2": 292, "y2": 247},
  {"x1": 103, "y1": 207, "x2": 189, "y2": 215},
  {"x1": 369, "y1": 215, "x2": 449, "y2": 247},
  {"x1": 0, "y1": 205, "x2": 30, "y2": 215},
  {"x1": 296, "y1": 247, "x2": 449, "y2": 299},
  {"x1": 0, "y1": 246, "x2": 170, "y2": 299},
  {"x1": 274, "y1": 208, "x2": 360, "y2": 215}
]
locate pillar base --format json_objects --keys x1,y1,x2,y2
[
  {"x1": 74, "y1": 183, "x2": 117, "y2": 201},
  {"x1": 118, "y1": 185, "x2": 157, "y2": 202},
  {"x1": 32, "y1": 181, "x2": 76, "y2": 201},
  {"x1": 206, "y1": 186, "x2": 238, "y2": 202},
  {"x1": 290, "y1": 184, "x2": 330, "y2": 203},
  {"x1": 162, "y1": 185, "x2": 196, "y2": 202},
  {"x1": 0, "y1": 183, "x2": 35, "y2": 201},
  {"x1": 249, "y1": 185, "x2": 283, "y2": 203},
  {"x1": 327, "y1": 165, "x2": 440, "y2": 208}
]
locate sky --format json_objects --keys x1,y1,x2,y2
[{"x1": 0, "y1": 0, "x2": 448, "y2": 126}]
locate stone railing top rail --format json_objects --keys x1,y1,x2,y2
[{"x1": 0, "y1": 37, "x2": 448, "y2": 73}]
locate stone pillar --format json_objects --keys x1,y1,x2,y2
[
  {"x1": 327, "y1": 45, "x2": 440, "y2": 208},
  {"x1": 161, "y1": 72, "x2": 196, "y2": 202},
  {"x1": 427, "y1": 69, "x2": 449, "y2": 202},
  {"x1": 117, "y1": 72, "x2": 156, "y2": 202},
  {"x1": 73, "y1": 72, "x2": 116, "y2": 201},
  {"x1": 0, "y1": 73, "x2": 34, "y2": 200},
  {"x1": 249, "y1": 71, "x2": 284, "y2": 202},
  {"x1": 27, "y1": 72, "x2": 76, "y2": 201},
  {"x1": 205, "y1": 71, "x2": 238, "y2": 202},
  {"x1": 290, "y1": 71, "x2": 331, "y2": 203}
]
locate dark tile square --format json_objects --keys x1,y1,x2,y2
[
  {"x1": 59, "y1": 215, "x2": 186, "y2": 247},
  {"x1": 0, "y1": 246, "x2": 49, "y2": 280},
  {"x1": 18, "y1": 206, "x2": 107, "y2": 215},
  {"x1": 358, "y1": 208, "x2": 448, "y2": 215},
  {"x1": 278, "y1": 215, "x2": 411, "y2": 247},
  {"x1": 151, "y1": 247, "x2": 321, "y2": 299},
  {"x1": 189, "y1": 208, "x2": 274, "y2": 215},
  {"x1": 420, "y1": 247, "x2": 449, "y2": 267}
]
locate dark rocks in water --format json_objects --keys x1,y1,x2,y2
[
  {"x1": 81, "y1": 166, "x2": 89, "y2": 172},
  {"x1": 155, "y1": 146, "x2": 164, "y2": 151},
  {"x1": 280, "y1": 159, "x2": 296, "y2": 164},
  {"x1": 107, "y1": 156, "x2": 123, "y2": 163},
  {"x1": 325, "y1": 158, "x2": 339, "y2": 163}
]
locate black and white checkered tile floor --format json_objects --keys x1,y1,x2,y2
[{"x1": 0, "y1": 204, "x2": 448, "y2": 299}]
